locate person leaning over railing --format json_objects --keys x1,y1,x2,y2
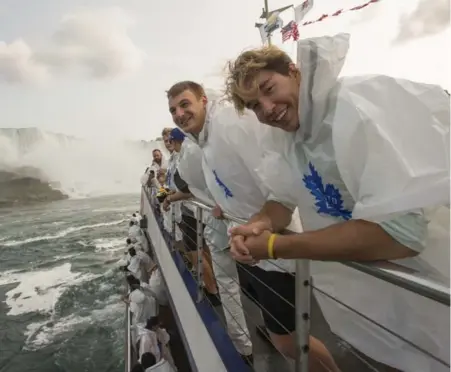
[
  {"x1": 225, "y1": 34, "x2": 450, "y2": 372},
  {"x1": 161, "y1": 129, "x2": 183, "y2": 242},
  {"x1": 166, "y1": 139, "x2": 253, "y2": 364},
  {"x1": 166, "y1": 80, "x2": 339, "y2": 371},
  {"x1": 162, "y1": 128, "x2": 220, "y2": 304}
]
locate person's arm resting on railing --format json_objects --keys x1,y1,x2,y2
[
  {"x1": 162, "y1": 169, "x2": 193, "y2": 211},
  {"x1": 232, "y1": 204, "x2": 426, "y2": 262}
]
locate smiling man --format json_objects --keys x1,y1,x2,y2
[
  {"x1": 166, "y1": 81, "x2": 339, "y2": 371},
  {"x1": 225, "y1": 34, "x2": 450, "y2": 372}
]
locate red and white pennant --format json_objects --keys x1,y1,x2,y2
[{"x1": 300, "y1": 0, "x2": 381, "y2": 27}]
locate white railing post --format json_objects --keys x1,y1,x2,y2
[
  {"x1": 196, "y1": 206, "x2": 204, "y2": 303},
  {"x1": 170, "y1": 203, "x2": 176, "y2": 253},
  {"x1": 295, "y1": 259, "x2": 311, "y2": 372}
]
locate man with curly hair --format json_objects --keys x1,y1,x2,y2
[{"x1": 226, "y1": 34, "x2": 449, "y2": 372}]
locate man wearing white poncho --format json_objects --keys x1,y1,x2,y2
[
  {"x1": 166, "y1": 81, "x2": 338, "y2": 370},
  {"x1": 226, "y1": 34, "x2": 450, "y2": 372},
  {"x1": 173, "y1": 134, "x2": 254, "y2": 362}
]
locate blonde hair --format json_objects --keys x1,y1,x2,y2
[
  {"x1": 225, "y1": 45, "x2": 294, "y2": 112},
  {"x1": 161, "y1": 128, "x2": 173, "y2": 137}
]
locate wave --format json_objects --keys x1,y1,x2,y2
[
  {"x1": 24, "y1": 298, "x2": 123, "y2": 350},
  {"x1": 0, "y1": 262, "x2": 100, "y2": 316},
  {"x1": 2, "y1": 219, "x2": 125, "y2": 247},
  {"x1": 0, "y1": 127, "x2": 166, "y2": 198}
]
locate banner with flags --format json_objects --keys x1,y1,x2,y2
[
  {"x1": 279, "y1": 0, "x2": 381, "y2": 43},
  {"x1": 294, "y1": 0, "x2": 314, "y2": 22},
  {"x1": 301, "y1": 0, "x2": 380, "y2": 27},
  {"x1": 281, "y1": 21, "x2": 300, "y2": 42}
]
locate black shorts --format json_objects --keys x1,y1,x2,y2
[
  {"x1": 179, "y1": 214, "x2": 205, "y2": 252},
  {"x1": 238, "y1": 264, "x2": 295, "y2": 335}
]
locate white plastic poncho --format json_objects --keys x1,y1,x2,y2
[
  {"x1": 147, "y1": 268, "x2": 168, "y2": 306},
  {"x1": 164, "y1": 151, "x2": 183, "y2": 241},
  {"x1": 137, "y1": 327, "x2": 161, "y2": 362},
  {"x1": 176, "y1": 139, "x2": 212, "y2": 221},
  {"x1": 184, "y1": 100, "x2": 302, "y2": 273},
  {"x1": 129, "y1": 288, "x2": 158, "y2": 325},
  {"x1": 178, "y1": 132, "x2": 254, "y2": 356},
  {"x1": 258, "y1": 33, "x2": 450, "y2": 372},
  {"x1": 145, "y1": 359, "x2": 175, "y2": 372}
]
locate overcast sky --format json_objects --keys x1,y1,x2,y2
[{"x1": 0, "y1": 0, "x2": 449, "y2": 141}]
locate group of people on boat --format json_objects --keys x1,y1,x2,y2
[
  {"x1": 140, "y1": 34, "x2": 450, "y2": 372},
  {"x1": 121, "y1": 213, "x2": 177, "y2": 372}
]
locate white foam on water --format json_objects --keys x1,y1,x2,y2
[
  {"x1": 2, "y1": 219, "x2": 126, "y2": 247},
  {"x1": 0, "y1": 262, "x2": 100, "y2": 316},
  {"x1": 93, "y1": 237, "x2": 125, "y2": 252},
  {"x1": 24, "y1": 295, "x2": 123, "y2": 350},
  {"x1": 92, "y1": 206, "x2": 135, "y2": 213}
]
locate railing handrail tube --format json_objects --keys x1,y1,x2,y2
[
  {"x1": 125, "y1": 297, "x2": 132, "y2": 372},
  {"x1": 184, "y1": 199, "x2": 450, "y2": 307}
]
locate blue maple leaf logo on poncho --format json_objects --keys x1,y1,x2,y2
[
  {"x1": 302, "y1": 162, "x2": 352, "y2": 220},
  {"x1": 213, "y1": 170, "x2": 233, "y2": 198}
]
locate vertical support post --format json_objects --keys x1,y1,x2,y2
[
  {"x1": 171, "y1": 204, "x2": 176, "y2": 253},
  {"x1": 295, "y1": 259, "x2": 311, "y2": 372},
  {"x1": 264, "y1": 0, "x2": 271, "y2": 45},
  {"x1": 195, "y1": 206, "x2": 204, "y2": 303}
]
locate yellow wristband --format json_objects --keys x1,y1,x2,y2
[{"x1": 267, "y1": 233, "x2": 277, "y2": 259}]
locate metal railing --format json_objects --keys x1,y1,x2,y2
[
  {"x1": 185, "y1": 199, "x2": 451, "y2": 371},
  {"x1": 188, "y1": 200, "x2": 450, "y2": 306},
  {"x1": 147, "y1": 187, "x2": 450, "y2": 372},
  {"x1": 124, "y1": 289, "x2": 132, "y2": 372}
]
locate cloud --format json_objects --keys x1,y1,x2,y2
[
  {"x1": 0, "y1": 39, "x2": 48, "y2": 83},
  {"x1": 394, "y1": 0, "x2": 450, "y2": 43},
  {"x1": 0, "y1": 7, "x2": 145, "y2": 84}
]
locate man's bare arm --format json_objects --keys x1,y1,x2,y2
[
  {"x1": 168, "y1": 191, "x2": 192, "y2": 203},
  {"x1": 275, "y1": 219, "x2": 417, "y2": 261},
  {"x1": 248, "y1": 200, "x2": 293, "y2": 233}
]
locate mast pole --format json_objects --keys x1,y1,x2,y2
[{"x1": 264, "y1": 0, "x2": 271, "y2": 45}]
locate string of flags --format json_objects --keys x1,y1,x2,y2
[
  {"x1": 259, "y1": 0, "x2": 381, "y2": 44},
  {"x1": 299, "y1": 0, "x2": 380, "y2": 28}
]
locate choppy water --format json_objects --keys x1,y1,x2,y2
[{"x1": 0, "y1": 194, "x2": 139, "y2": 372}]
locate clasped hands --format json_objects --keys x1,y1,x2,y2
[{"x1": 229, "y1": 220, "x2": 274, "y2": 264}]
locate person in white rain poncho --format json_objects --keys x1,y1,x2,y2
[
  {"x1": 225, "y1": 34, "x2": 450, "y2": 372},
  {"x1": 162, "y1": 129, "x2": 220, "y2": 302},
  {"x1": 166, "y1": 81, "x2": 338, "y2": 370},
  {"x1": 162, "y1": 129, "x2": 184, "y2": 242},
  {"x1": 151, "y1": 149, "x2": 167, "y2": 172},
  {"x1": 167, "y1": 133, "x2": 253, "y2": 361},
  {"x1": 129, "y1": 220, "x2": 143, "y2": 240},
  {"x1": 124, "y1": 275, "x2": 158, "y2": 325},
  {"x1": 141, "y1": 149, "x2": 168, "y2": 188}
]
